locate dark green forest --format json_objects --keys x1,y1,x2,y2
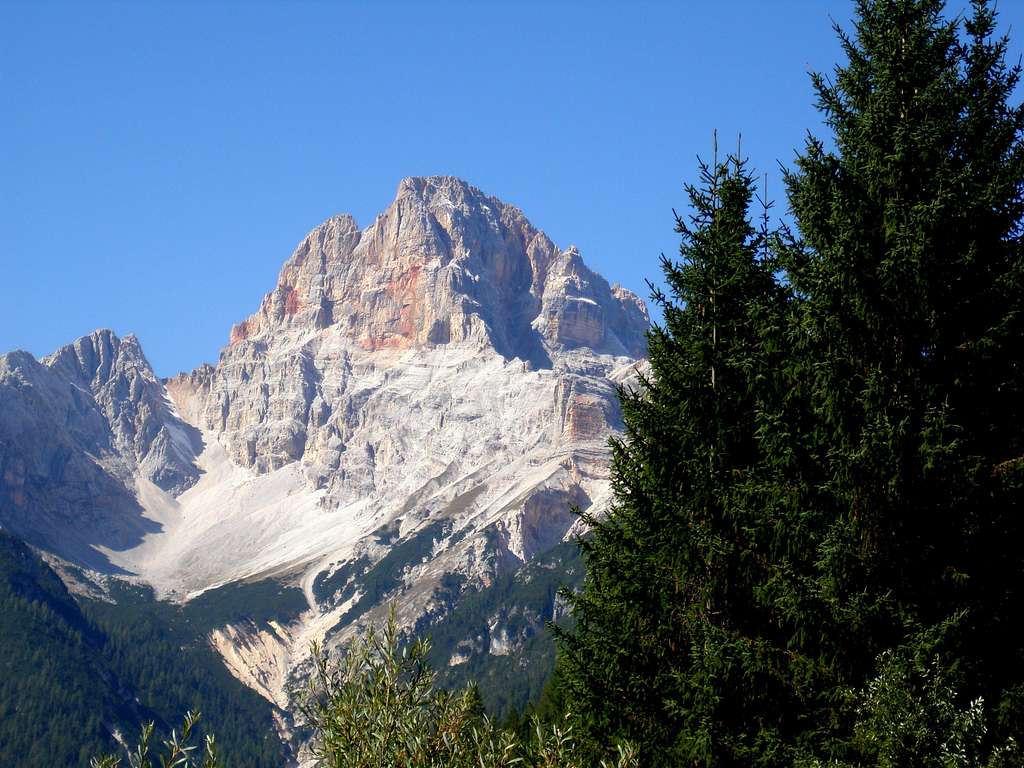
[{"x1": 0, "y1": 531, "x2": 288, "y2": 767}]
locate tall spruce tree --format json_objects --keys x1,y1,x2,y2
[
  {"x1": 556, "y1": 151, "x2": 795, "y2": 765},
  {"x1": 784, "y1": 0, "x2": 1024, "y2": 754},
  {"x1": 558, "y1": 1, "x2": 1024, "y2": 764}
]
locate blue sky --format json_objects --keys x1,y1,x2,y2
[{"x1": 3, "y1": 1, "x2": 1022, "y2": 376}]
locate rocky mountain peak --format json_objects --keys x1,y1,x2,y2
[
  {"x1": 41, "y1": 329, "x2": 202, "y2": 494},
  {"x1": 45, "y1": 329, "x2": 150, "y2": 390},
  {"x1": 393, "y1": 174, "x2": 494, "y2": 209},
  {"x1": 227, "y1": 176, "x2": 648, "y2": 361},
  {"x1": 1, "y1": 179, "x2": 652, "y2": 724},
  {"x1": 1, "y1": 329, "x2": 203, "y2": 567}
]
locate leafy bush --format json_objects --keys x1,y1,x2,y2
[
  {"x1": 89, "y1": 711, "x2": 218, "y2": 768},
  {"x1": 799, "y1": 623, "x2": 1021, "y2": 768},
  {"x1": 297, "y1": 607, "x2": 635, "y2": 768}
]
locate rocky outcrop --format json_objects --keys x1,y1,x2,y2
[
  {"x1": 0, "y1": 330, "x2": 203, "y2": 568},
  {"x1": 163, "y1": 363, "x2": 214, "y2": 426},
  {"x1": 222, "y1": 178, "x2": 646, "y2": 361},
  {"x1": 46, "y1": 330, "x2": 202, "y2": 493},
  {"x1": 1, "y1": 354, "x2": 132, "y2": 568},
  {"x1": 209, "y1": 620, "x2": 293, "y2": 709},
  {"x1": 143, "y1": 179, "x2": 648, "y2": 692}
]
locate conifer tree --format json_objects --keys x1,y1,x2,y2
[
  {"x1": 556, "y1": 149, "x2": 794, "y2": 765},
  {"x1": 559, "y1": 1, "x2": 1024, "y2": 764},
  {"x1": 783, "y1": 0, "x2": 1024, "y2": 752}
]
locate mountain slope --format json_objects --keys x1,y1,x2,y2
[
  {"x1": 0, "y1": 331, "x2": 200, "y2": 570},
  {"x1": 0, "y1": 530, "x2": 117, "y2": 764}
]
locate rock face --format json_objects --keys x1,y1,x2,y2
[
  {"x1": 0, "y1": 330, "x2": 200, "y2": 568},
  {"x1": 176, "y1": 177, "x2": 646, "y2": 477},
  {"x1": 0, "y1": 176, "x2": 647, "y2": 718},
  {"x1": 45, "y1": 330, "x2": 202, "y2": 493},
  {"x1": 225, "y1": 177, "x2": 645, "y2": 359}
]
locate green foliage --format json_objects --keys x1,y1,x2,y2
[
  {"x1": 427, "y1": 539, "x2": 584, "y2": 718},
  {"x1": 800, "y1": 621, "x2": 1021, "y2": 768},
  {"x1": 90, "y1": 712, "x2": 220, "y2": 768},
  {"x1": 0, "y1": 531, "x2": 287, "y2": 767},
  {"x1": 317, "y1": 532, "x2": 582, "y2": 721},
  {"x1": 296, "y1": 606, "x2": 637, "y2": 768},
  {"x1": 180, "y1": 576, "x2": 307, "y2": 635},
  {"x1": 783, "y1": 0, "x2": 1024, "y2": 756},
  {"x1": 851, "y1": 653, "x2": 995, "y2": 768},
  {"x1": 556, "y1": 148, "x2": 795, "y2": 765},
  {"x1": 312, "y1": 555, "x2": 371, "y2": 605},
  {"x1": 81, "y1": 581, "x2": 289, "y2": 766},
  {"x1": 95, "y1": 607, "x2": 636, "y2": 767},
  {"x1": 321, "y1": 520, "x2": 458, "y2": 637},
  {"x1": 0, "y1": 531, "x2": 126, "y2": 765}
]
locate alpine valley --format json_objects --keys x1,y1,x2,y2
[{"x1": 0, "y1": 176, "x2": 647, "y2": 764}]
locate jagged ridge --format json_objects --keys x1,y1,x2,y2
[
  {"x1": 0, "y1": 330, "x2": 201, "y2": 569},
  {"x1": 227, "y1": 176, "x2": 647, "y2": 359}
]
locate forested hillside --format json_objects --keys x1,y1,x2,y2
[
  {"x1": 0, "y1": 531, "x2": 288, "y2": 767},
  {"x1": 427, "y1": 539, "x2": 584, "y2": 718}
]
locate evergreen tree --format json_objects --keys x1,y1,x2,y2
[
  {"x1": 556, "y1": 150, "x2": 794, "y2": 765},
  {"x1": 558, "y1": 1, "x2": 1024, "y2": 764},
  {"x1": 783, "y1": 0, "x2": 1024, "y2": 754}
]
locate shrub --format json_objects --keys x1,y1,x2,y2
[
  {"x1": 296, "y1": 606, "x2": 636, "y2": 768},
  {"x1": 89, "y1": 711, "x2": 219, "y2": 768}
]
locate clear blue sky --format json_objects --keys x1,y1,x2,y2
[{"x1": 3, "y1": 1, "x2": 1021, "y2": 376}]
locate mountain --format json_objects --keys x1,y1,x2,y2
[{"x1": 0, "y1": 176, "x2": 647, "y2": 755}]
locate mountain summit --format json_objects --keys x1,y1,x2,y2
[
  {"x1": 1, "y1": 177, "x2": 647, "y2": 716},
  {"x1": 228, "y1": 176, "x2": 647, "y2": 359}
]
